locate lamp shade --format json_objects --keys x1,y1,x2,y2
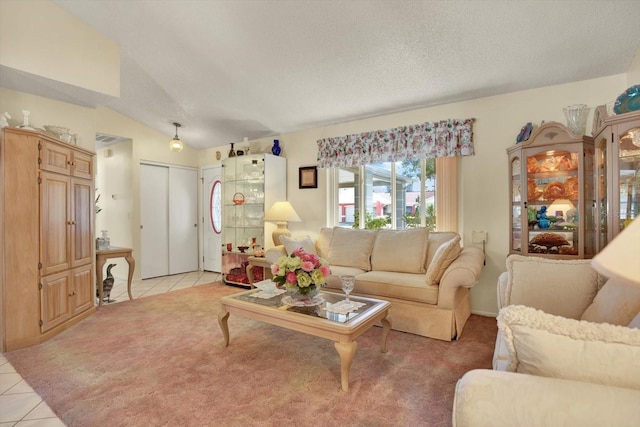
[
  {"x1": 591, "y1": 218, "x2": 640, "y2": 288},
  {"x1": 264, "y1": 201, "x2": 301, "y2": 222},
  {"x1": 548, "y1": 199, "x2": 575, "y2": 218},
  {"x1": 264, "y1": 201, "x2": 301, "y2": 246}
]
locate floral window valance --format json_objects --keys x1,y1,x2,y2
[{"x1": 316, "y1": 118, "x2": 475, "y2": 168}]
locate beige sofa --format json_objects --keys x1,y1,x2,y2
[
  {"x1": 266, "y1": 227, "x2": 484, "y2": 341},
  {"x1": 453, "y1": 255, "x2": 640, "y2": 427}
]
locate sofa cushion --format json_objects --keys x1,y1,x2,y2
[
  {"x1": 504, "y1": 255, "x2": 601, "y2": 319},
  {"x1": 280, "y1": 235, "x2": 317, "y2": 255},
  {"x1": 581, "y1": 279, "x2": 640, "y2": 326},
  {"x1": 425, "y1": 231, "x2": 458, "y2": 269},
  {"x1": 324, "y1": 270, "x2": 439, "y2": 304},
  {"x1": 498, "y1": 305, "x2": 640, "y2": 390},
  {"x1": 316, "y1": 227, "x2": 334, "y2": 259},
  {"x1": 327, "y1": 227, "x2": 377, "y2": 271},
  {"x1": 370, "y1": 228, "x2": 429, "y2": 274},
  {"x1": 425, "y1": 234, "x2": 461, "y2": 286}
]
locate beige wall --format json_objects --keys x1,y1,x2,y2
[
  {"x1": 0, "y1": 0, "x2": 119, "y2": 97},
  {"x1": 1, "y1": 39, "x2": 636, "y2": 315},
  {"x1": 95, "y1": 107, "x2": 201, "y2": 280},
  {"x1": 0, "y1": 88, "x2": 96, "y2": 150},
  {"x1": 211, "y1": 74, "x2": 628, "y2": 315},
  {"x1": 0, "y1": 75, "x2": 630, "y2": 315},
  {"x1": 95, "y1": 141, "x2": 133, "y2": 281},
  {"x1": 627, "y1": 49, "x2": 640, "y2": 86}
]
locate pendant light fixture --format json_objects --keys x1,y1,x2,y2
[{"x1": 170, "y1": 122, "x2": 183, "y2": 152}]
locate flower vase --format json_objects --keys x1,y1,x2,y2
[
  {"x1": 289, "y1": 285, "x2": 318, "y2": 301},
  {"x1": 562, "y1": 104, "x2": 589, "y2": 135},
  {"x1": 271, "y1": 139, "x2": 281, "y2": 156}
]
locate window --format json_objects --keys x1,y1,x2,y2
[{"x1": 332, "y1": 157, "x2": 456, "y2": 231}]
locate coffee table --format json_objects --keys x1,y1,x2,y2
[{"x1": 218, "y1": 289, "x2": 392, "y2": 391}]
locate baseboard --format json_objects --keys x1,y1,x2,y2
[{"x1": 471, "y1": 309, "x2": 497, "y2": 317}]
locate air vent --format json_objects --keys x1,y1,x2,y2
[{"x1": 95, "y1": 133, "x2": 131, "y2": 149}]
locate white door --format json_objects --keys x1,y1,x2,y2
[
  {"x1": 140, "y1": 164, "x2": 169, "y2": 278},
  {"x1": 202, "y1": 166, "x2": 222, "y2": 272},
  {"x1": 169, "y1": 167, "x2": 199, "y2": 274}
]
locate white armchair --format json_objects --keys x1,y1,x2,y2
[{"x1": 453, "y1": 255, "x2": 640, "y2": 427}]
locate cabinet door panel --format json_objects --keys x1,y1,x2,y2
[
  {"x1": 72, "y1": 151, "x2": 93, "y2": 179},
  {"x1": 41, "y1": 141, "x2": 72, "y2": 175},
  {"x1": 71, "y1": 265, "x2": 94, "y2": 316},
  {"x1": 40, "y1": 271, "x2": 72, "y2": 332},
  {"x1": 72, "y1": 178, "x2": 94, "y2": 267},
  {"x1": 40, "y1": 172, "x2": 71, "y2": 275}
]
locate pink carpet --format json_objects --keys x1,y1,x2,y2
[{"x1": 5, "y1": 283, "x2": 497, "y2": 427}]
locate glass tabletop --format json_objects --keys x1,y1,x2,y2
[{"x1": 232, "y1": 289, "x2": 380, "y2": 323}]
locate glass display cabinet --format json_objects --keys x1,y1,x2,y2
[
  {"x1": 592, "y1": 109, "x2": 640, "y2": 251},
  {"x1": 221, "y1": 153, "x2": 286, "y2": 286},
  {"x1": 507, "y1": 122, "x2": 595, "y2": 259}
]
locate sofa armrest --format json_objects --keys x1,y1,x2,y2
[
  {"x1": 497, "y1": 271, "x2": 509, "y2": 309},
  {"x1": 437, "y1": 247, "x2": 484, "y2": 308},
  {"x1": 453, "y1": 369, "x2": 640, "y2": 427}
]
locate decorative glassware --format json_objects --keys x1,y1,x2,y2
[
  {"x1": 339, "y1": 275, "x2": 355, "y2": 307},
  {"x1": 271, "y1": 139, "x2": 281, "y2": 156},
  {"x1": 563, "y1": 104, "x2": 589, "y2": 135}
]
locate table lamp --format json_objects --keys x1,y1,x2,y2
[
  {"x1": 264, "y1": 201, "x2": 301, "y2": 246},
  {"x1": 591, "y1": 218, "x2": 640, "y2": 288}
]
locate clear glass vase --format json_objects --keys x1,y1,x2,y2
[
  {"x1": 288, "y1": 285, "x2": 318, "y2": 301},
  {"x1": 563, "y1": 104, "x2": 589, "y2": 135}
]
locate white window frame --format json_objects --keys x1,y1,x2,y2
[{"x1": 327, "y1": 157, "x2": 459, "y2": 232}]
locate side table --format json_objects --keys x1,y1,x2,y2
[
  {"x1": 246, "y1": 256, "x2": 273, "y2": 287},
  {"x1": 96, "y1": 247, "x2": 135, "y2": 306}
]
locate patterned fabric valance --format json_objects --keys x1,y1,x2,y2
[{"x1": 316, "y1": 118, "x2": 475, "y2": 168}]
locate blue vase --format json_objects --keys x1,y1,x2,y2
[{"x1": 271, "y1": 139, "x2": 281, "y2": 156}]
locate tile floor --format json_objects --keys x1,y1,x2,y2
[{"x1": 0, "y1": 270, "x2": 222, "y2": 426}]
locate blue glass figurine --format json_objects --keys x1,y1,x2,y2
[
  {"x1": 271, "y1": 139, "x2": 281, "y2": 156},
  {"x1": 537, "y1": 206, "x2": 550, "y2": 229}
]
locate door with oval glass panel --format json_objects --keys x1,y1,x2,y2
[{"x1": 202, "y1": 166, "x2": 222, "y2": 272}]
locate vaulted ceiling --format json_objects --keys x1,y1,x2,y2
[{"x1": 21, "y1": 1, "x2": 640, "y2": 149}]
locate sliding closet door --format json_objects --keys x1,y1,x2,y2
[
  {"x1": 140, "y1": 164, "x2": 170, "y2": 278},
  {"x1": 169, "y1": 167, "x2": 198, "y2": 274}
]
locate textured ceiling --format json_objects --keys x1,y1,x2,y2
[{"x1": 17, "y1": 1, "x2": 640, "y2": 149}]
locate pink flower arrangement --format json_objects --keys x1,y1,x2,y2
[{"x1": 271, "y1": 248, "x2": 331, "y2": 295}]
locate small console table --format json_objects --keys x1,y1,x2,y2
[
  {"x1": 246, "y1": 256, "x2": 272, "y2": 287},
  {"x1": 96, "y1": 247, "x2": 135, "y2": 306}
]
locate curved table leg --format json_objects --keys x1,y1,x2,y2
[
  {"x1": 125, "y1": 254, "x2": 135, "y2": 300},
  {"x1": 96, "y1": 255, "x2": 106, "y2": 307},
  {"x1": 380, "y1": 315, "x2": 392, "y2": 353},
  {"x1": 334, "y1": 340, "x2": 357, "y2": 391},
  {"x1": 218, "y1": 311, "x2": 230, "y2": 347}
]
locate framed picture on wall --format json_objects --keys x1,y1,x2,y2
[{"x1": 299, "y1": 166, "x2": 317, "y2": 189}]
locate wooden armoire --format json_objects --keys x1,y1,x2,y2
[{"x1": 0, "y1": 127, "x2": 96, "y2": 351}]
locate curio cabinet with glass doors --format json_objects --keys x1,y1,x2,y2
[{"x1": 507, "y1": 122, "x2": 595, "y2": 259}]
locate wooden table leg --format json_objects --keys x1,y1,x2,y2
[
  {"x1": 380, "y1": 315, "x2": 391, "y2": 353},
  {"x1": 334, "y1": 340, "x2": 357, "y2": 391},
  {"x1": 125, "y1": 253, "x2": 135, "y2": 300},
  {"x1": 96, "y1": 255, "x2": 106, "y2": 307},
  {"x1": 218, "y1": 311, "x2": 230, "y2": 347}
]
